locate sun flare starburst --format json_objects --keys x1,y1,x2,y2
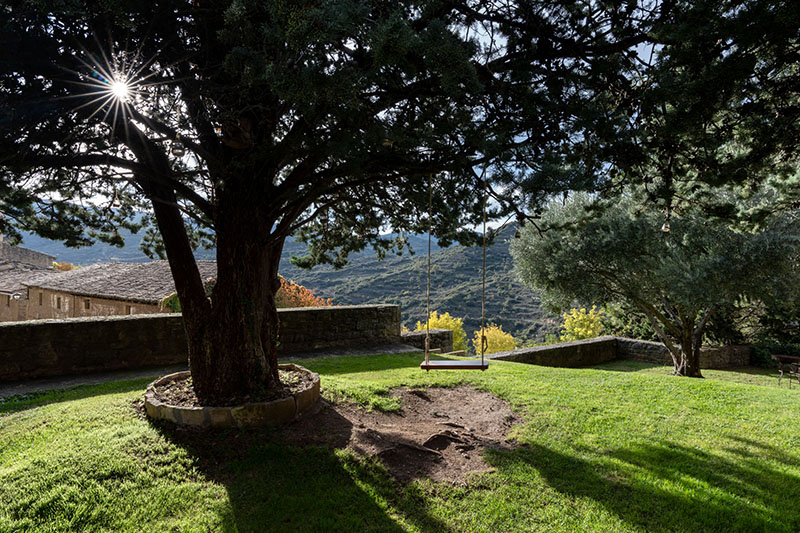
[
  {"x1": 110, "y1": 79, "x2": 130, "y2": 101},
  {"x1": 60, "y1": 41, "x2": 167, "y2": 138}
]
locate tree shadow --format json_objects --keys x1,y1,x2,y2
[
  {"x1": 487, "y1": 438, "x2": 800, "y2": 532},
  {"x1": 590, "y1": 360, "x2": 670, "y2": 373},
  {"x1": 155, "y1": 410, "x2": 454, "y2": 532}
]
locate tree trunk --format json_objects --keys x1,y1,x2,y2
[
  {"x1": 147, "y1": 171, "x2": 285, "y2": 405},
  {"x1": 637, "y1": 303, "x2": 704, "y2": 378},
  {"x1": 675, "y1": 334, "x2": 703, "y2": 378},
  {"x1": 187, "y1": 233, "x2": 284, "y2": 405}
]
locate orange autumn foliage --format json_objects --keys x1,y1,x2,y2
[
  {"x1": 275, "y1": 276, "x2": 332, "y2": 308},
  {"x1": 160, "y1": 275, "x2": 331, "y2": 312}
]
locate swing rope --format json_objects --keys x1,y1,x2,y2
[
  {"x1": 480, "y1": 172, "x2": 487, "y2": 366},
  {"x1": 425, "y1": 172, "x2": 432, "y2": 367}
]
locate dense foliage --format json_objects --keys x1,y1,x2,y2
[
  {"x1": 415, "y1": 310, "x2": 468, "y2": 352},
  {"x1": 560, "y1": 306, "x2": 604, "y2": 342},
  {"x1": 2, "y1": 1, "x2": 798, "y2": 401},
  {"x1": 512, "y1": 195, "x2": 800, "y2": 377},
  {"x1": 274, "y1": 277, "x2": 332, "y2": 308},
  {"x1": 51, "y1": 261, "x2": 77, "y2": 271},
  {"x1": 473, "y1": 323, "x2": 516, "y2": 354}
]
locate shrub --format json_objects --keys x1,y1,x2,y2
[
  {"x1": 415, "y1": 311, "x2": 468, "y2": 352},
  {"x1": 473, "y1": 323, "x2": 516, "y2": 354},
  {"x1": 275, "y1": 276, "x2": 332, "y2": 308},
  {"x1": 52, "y1": 261, "x2": 77, "y2": 271},
  {"x1": 560, "y1": 306, "x2": 604, "y2": 342},
  {"x1": 750, "y1": 341, "x2": 800, "y2": 368},
  {"x1": 160, "y1": 276, "x2": 331, "y2": 312},
  {"x1": 600, "y1": 303, "x2": 657, "y2": 341}
]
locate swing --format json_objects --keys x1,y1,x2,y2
[{"x1": 420, "y1": 171, "x2": 489, "y2": 372}]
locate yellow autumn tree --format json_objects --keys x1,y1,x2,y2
[
  {"x1": 52, "y1": 261, "x2": 77, "y2": 271},
  {"x1": 472, "y1": 323, "x2": 515, "y2": 354},
  {"x1": 560, "y1": 306, "x2": 604, "y2": 341},
  {"x1": 414, "y1": 311, "x2": 468, "y2": 352}
]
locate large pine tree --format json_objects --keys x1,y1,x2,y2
[{"x1": 1, "y1": 1, "x2": 796, "y2": 403}]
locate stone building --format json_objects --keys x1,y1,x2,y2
[
  {"x1": 0, "y1": 241, "x2": 55, "y2": 322},
  {"x1": 20, "y1": 261, "x2": 217, "y2": 320}
]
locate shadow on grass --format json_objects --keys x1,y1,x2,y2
[
  {"x1": 590, "y1": 360, "x2": 670, "y2": 373},
  {"x1": 157, "y1": 415, "x2": 453, "y2": 532},
  {"x1": 0, "y1": 378, "x2": 151, "y2": 416},
  {"x1": 488, "y1": 439, "x2": 800, "y2": 532}
]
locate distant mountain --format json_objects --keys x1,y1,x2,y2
[
  {"x1": 18, "y1": 228, "x2": 430, "y2": 265},
  {"x1": 16, "y1": 226, "x2": 558, "y2": 343},
  {"x1": 17, "y1": 228, "x2": 214, "y2": 264},
  {"x1": 280, "y1": 227, "x2": 559, "y2": 344}
]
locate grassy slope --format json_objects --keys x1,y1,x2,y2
[{"x1": 2, "y1": 357, "x2": 800, "y2": 532}]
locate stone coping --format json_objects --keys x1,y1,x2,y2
[{"x1": 144, "y1": 363, "x2": 320, "y2": 428}]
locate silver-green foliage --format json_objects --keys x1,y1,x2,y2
[{"x1": 511, "y1": 195, "x2": 800, "y2": 375}]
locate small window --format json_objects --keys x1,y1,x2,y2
[
  {"x1": 56, "y1": 296, "x2": 62, "y2": 310},
  {"x1": 126, "y1": 305, "x2": 133, "y2": 315},
  {"x1": 84, "y1": 299, "x2": 91, "y2": 310},
  {"x1": 39, "y1": 293, "x2": 43, "y2": 306}
]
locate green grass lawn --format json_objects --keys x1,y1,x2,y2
[{"x1": 2, "y1": 354, "x2": 800, "y2": 532}]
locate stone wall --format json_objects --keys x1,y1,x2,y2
[
  {"x1": 276, "y1": 305, "x2": 401, "y2": 353},
  {"x1": 0, "y1": 305, "x2": 401, "y2": 382},
  {"x1": 616, "y1": 337, "x2": 750, "y2": 369},
  {"x1": 400, "y1": 329, "x2": 454, "y2": 354},
  {"x1": 24, "y1": 288, "x2": 162, "y2": 321},
  {"x1": 615, "y1": 337, "x2": 669, "y2": 364},
  {"x1": 0, "y1": 242, "x2": 55, "y2": 268},
  {"x1": 0, "y1": 295, "x2": 25, "y2": 323},
  {"x1": 490, "y1": 336, "x2": 618, "y2": 367},
  {"x1": 0, "y1": 314, "x2": 188, "y2": 382}
]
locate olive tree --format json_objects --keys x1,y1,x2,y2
[{"x1": 511, "y1": 196, "x2": 800, "y2": 377}]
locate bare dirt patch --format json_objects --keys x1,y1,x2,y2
[{"x1": 277, "y1": 386, "x2": 520, "y2": 485}]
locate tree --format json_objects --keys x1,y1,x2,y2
[
  {"x1": 472, "y1": 323, "x2": 515, "y2": 354},
  {"x1": 511, "y1": 195, "x2": 800, "y2": 377},
  {"x1": 2, "y1": 1, "x2": 796, "y2": 402},
  {"x1": 560, "y1": 306, "x2": 604, "y2": 342},
  {"x1": 0, "y1": 1, "x2": 671, "y2": 404},
  {"x1": 274, "y1": 277, "x2": 332, "y2": 309},
  {"x1": 52, "y1": 261, "x2": 78, "y2": 271},
  {"x1": 578, "y1": 1, "x2": 800, "y2": 226},
  {"x1": 415, "y1": 311, "x2": 467, "y2": 353},
  {"x1": 161, "y1": 275, "x2": 330, "y2": 312}
]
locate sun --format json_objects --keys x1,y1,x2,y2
[{"x1": 110, "y1": 79, "x2": 130, "y2": 101}]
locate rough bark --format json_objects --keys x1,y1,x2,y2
[
  {"x1": 639, "y1": 303, "x2": 705, "y2": 378},
  {"x1": 185, "y1": 239, "x2": 284, "y2": 405},
  {"x1": 147, "y1": 167, "x2": 285, "y2": 405},
  {"x1": 676, "y1": 334, "x2": 703, "y2": 378},
  {"x1": 192, "y1": 179, "x2": 286, "y2": 403}
]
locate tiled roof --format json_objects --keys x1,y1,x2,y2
[
  {"x1": 0, "y1": 261, "x2": 52, "y2": 294},
  {"x1": 24, "y1": 261, "x2": 217, "y2": 304}
]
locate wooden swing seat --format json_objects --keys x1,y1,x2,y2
[{"x1": 420, "y1": 359, "x2": 489, "y2": 371}]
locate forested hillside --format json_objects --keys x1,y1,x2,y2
[
  {"x1": 17, "y1": 227, "x2": 558, "y2": 343},
  {"x1": 280, "y1": 228, "x2": 559, "y2": 344}
]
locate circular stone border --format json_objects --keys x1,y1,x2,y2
[{"x1": 144, "y1": 363, "x2": 320, "y2": 428}]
